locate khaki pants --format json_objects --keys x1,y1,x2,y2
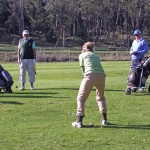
[
  {"x1": 76, "y1": 73, "x2": 107, "y2": 116},
  {"x1": 20, "y1": 59, "x2": 35, "y2": 84}
]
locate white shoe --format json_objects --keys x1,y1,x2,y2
[
  {"x1": 72, "y1": 121, "x2": 83, "y2": 128},
  {"x1": 139, "y1": 87, "x2": 144, "y2": 93},
  {"x1": 30, "y1": 85, "x2": 35, "y2": 90},
  {"x1": 102, "y1": 120, "x2": 107, "y2": 126},
  {"x1": 20, "y1": 86, "x2": 25, "y2": 91}
]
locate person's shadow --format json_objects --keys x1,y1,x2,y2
[
  {"x1": 82, "y1": 123, "x2": 150, "y2": 130},
  {"x1": 0, "y1": 101, "x2": 24, "y2": 105}
]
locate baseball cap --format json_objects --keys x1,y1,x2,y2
[
  {"x1": 22, "y1": 30, "x2": 29, "y2": 35},
  {"x1": 134, "y1": 29, "x2": 141, "y2": 35}
]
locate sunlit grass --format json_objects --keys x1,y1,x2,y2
[{"x1": 0, "y1": 61, "x2": 150, "y2": 150}]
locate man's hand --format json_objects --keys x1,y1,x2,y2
[
  {"x1": 33, "y1": 59, "x2": 36, "y2": 64},
  {"x1": 132, "y1": 51, "x2": 138, "y2": 55}
]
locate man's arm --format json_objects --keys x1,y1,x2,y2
[
  {"x1": 33, "y1": 48, "x2": 36, "y2": 59},
  {"x1": 129, "y1": 41, "x2": 134, "y2": 54},
  {"x1": 137, "y1": 40, "x2": 148, "y2": 55},
  {"x1": 18, "y1": 39, "x2": 21, "y2": 63},
  {"x1": 81, "y1": 66, "x2": 85, "y2": 77},
  {"x1": 32, "y1": 41, "x2": 36, "y2": 59},
  {"x1": 18, "y1": 48, "x2": 20, "y2": 63},
  {"x1": 130, "y1": 41, "x2": 139, "y2": 55},
  {"x1": 143, "y1": 40, "x2": 148, "y2": 54}
]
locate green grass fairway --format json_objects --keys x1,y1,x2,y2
[{"x1": 0, "y1": 61, "x2": 150, "y2": 150}]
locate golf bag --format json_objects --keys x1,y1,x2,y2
[
  {"x1": 0, "y1": 65, "x2": 14, "y2": 93},
  {"x1": 125, "y1": 56, "x2": 150, "y2": 95}
]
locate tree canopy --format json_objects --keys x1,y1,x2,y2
[{"x1": 0, "y1": 0, "x2": 150, "y2": 47}]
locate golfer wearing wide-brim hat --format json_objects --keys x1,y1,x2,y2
[
  {"x1": 18, "y1": 30, "x2": 36, "y2": 90},
  {"x1": 72, "y1": 41, "x2": 108, "y2": 128}
]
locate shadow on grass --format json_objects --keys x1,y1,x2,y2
[
  {"x1": 131, "y1": 93, "x2": 150, "y2": 96},
  {"x1": 82, "y1": 123, "x2": 150, "y2": 130},
  {"x1": 105, "y1": 89, "x2": 125, "y2": 92},
  {"x1": 105, "y1": 124, "x2": 150, "y2": 130},
  {"x1": 0, "y1": 101, "x2": 24, "y2": 105},
  {"x1": 36, "y1": 87, "x2": 79, "y2": 91},
  {"x1": 38, "y1": 88, "x2": 127, "y2": 93},
  {"x1": 82, "y1": 125, "x2": 101, "y2": 128},
  {"x1": 29, "y1": 87, "x2": 125, "y2": 92},
  {"x1": 0, "y1": 95, "x2": 70, "y2": 98},
  {"x1": 0, "y1": 91, "x2": 70, "y2": 99},
  {"x1": 14, "y1": 91, "x2": 59, "y2": 95}
]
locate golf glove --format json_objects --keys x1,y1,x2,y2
[{"x1": 33, "y1": 59, "x2": 36, "y2": 64}]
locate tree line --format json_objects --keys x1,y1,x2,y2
[{"x1": 0, "y1": 0, "x2": 150, "y2": 47}]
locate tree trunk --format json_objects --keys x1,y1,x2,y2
[
  {"x1": 55, "y1": 38, "x2": 59, "y2": 49},
  {"x1": 62, "y1": 28, "x2": 65, "y2": 47}
]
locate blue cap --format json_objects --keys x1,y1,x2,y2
[{"x1": 134, "y1": 30, "x2": 141, "y2": 35}]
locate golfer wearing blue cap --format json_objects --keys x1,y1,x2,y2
[{"x1": 130, "y1": 29, "x2": 148, "y2": 92}]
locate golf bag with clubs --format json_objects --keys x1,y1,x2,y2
[
  {"x1": 125, "y1": 56, "x2": 150, "y2": 95},
  {"x1": 0, "y1": 64, "x2": 14, "y2": 93}
]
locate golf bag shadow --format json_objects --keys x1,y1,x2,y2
[
  {"x1": 125, "y1": 56, "x2": 150, "y2": 95},
  {"x1": 0, "y1": 65, "x2": 14, "y2": 93}
]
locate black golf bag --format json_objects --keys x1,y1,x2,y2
[
  {"x1": 143, "y1": 56, "x2": 150, "y2": 73},
  {"x1": 125, "y1": 56, "x2": 150, "y2": 95},
  {"x1": 0, "y1": 65, "x2": 14, "y2": 93}
]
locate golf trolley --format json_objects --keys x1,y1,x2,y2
[
  {"x1": 0, "y1": 65, "x2": 14, "y2": 93},
  {"x1": 125, "y1": 56, "x2": 150, "y2": 95}
]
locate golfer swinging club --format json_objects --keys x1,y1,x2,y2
[
  {"x1": 18, "y1": 30, "x2": 36, "y2": 90},
  {"x1": 72, "y1": 41, "x2": 108, "y2": 128}
]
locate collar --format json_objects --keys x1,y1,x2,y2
[{"x1": 23, "y1": 37, "x2": 30, "y2": 40}]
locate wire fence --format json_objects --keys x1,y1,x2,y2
[{"x1": 0, "y1": 45, "x2": 149, "y2": 62}]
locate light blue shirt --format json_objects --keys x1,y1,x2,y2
[
  {"x1": 130, "y1": 38, "x2": 148, "y2": 60},
  {"x1": 18, "y1": 38, "x2": 36, "y2": 49}
]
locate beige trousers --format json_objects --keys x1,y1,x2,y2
[
  {"x1": 76, "y1": 73, "x2": 107, "y2": 116},
  {"x1": 19, "y1": 59, "x2": 35, "y2": 84}
]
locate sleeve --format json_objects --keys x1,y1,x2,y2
[
  {"x1": 80, "y1": 66, "x2": 85, "y2": 76},
  {"x1": 79, "y1": 54, "x2": 84, "y2": 67},
  {"x1": 32, "y1": 41, "x2": 36, "y2": 49},
  {"x1": 138, "y1": 40, "x2": 148, "y2": 55},
  {"x1": 18, "y1": 39, "x2": 21, "y2": 49},
  {"x1": 129, "y1": 42, "x2": 134, "y2": 54},
  {"x1": 143, "y1": 40, "x2": 148, "y2": 53}
]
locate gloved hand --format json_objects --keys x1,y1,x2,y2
[
  {"x1": 132, "y1": 52, "x2": 138, "y2": 55},
  {"x1": 33, "y1": 59, "x2": 36, "y2": 64}
]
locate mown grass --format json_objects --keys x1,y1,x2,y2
[
  {"x1": 0, "y1": 43, "x2": 129, "y2": 53},
  {"x1": 0, "y1": 61, "x2": 150, "y2": 150}
]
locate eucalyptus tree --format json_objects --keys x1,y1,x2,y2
[
  {"x1": 24, "y1": 0, "x2": 47, "y2": 34},
  {"x1": 77, "y1": 0, "x2": 118, "y2": 43},
  {"x1": 0, "y1": 0, "x2": 149, "y2": 45},
  {"x1": 0, "y1": 0, "x2": 10, "y2": 28},
  {"x1": 73, "y1": 0, "x2": 103, "y2": 42},
  {"x1": 124, "y1": 0, "x2": 150, "y2": 31},
  {"x1": 143, "y1": 0, "x2": 150, "y2": 35},
  {"x1": 0, "y1": 0, "x2": 18, "y2": 34},
  {"x1": 45, "y1": 0, "x2": 78, "y2": 47},
  {"x1": 6, "y1": 0, "x2": 24, "y2": 33}
]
